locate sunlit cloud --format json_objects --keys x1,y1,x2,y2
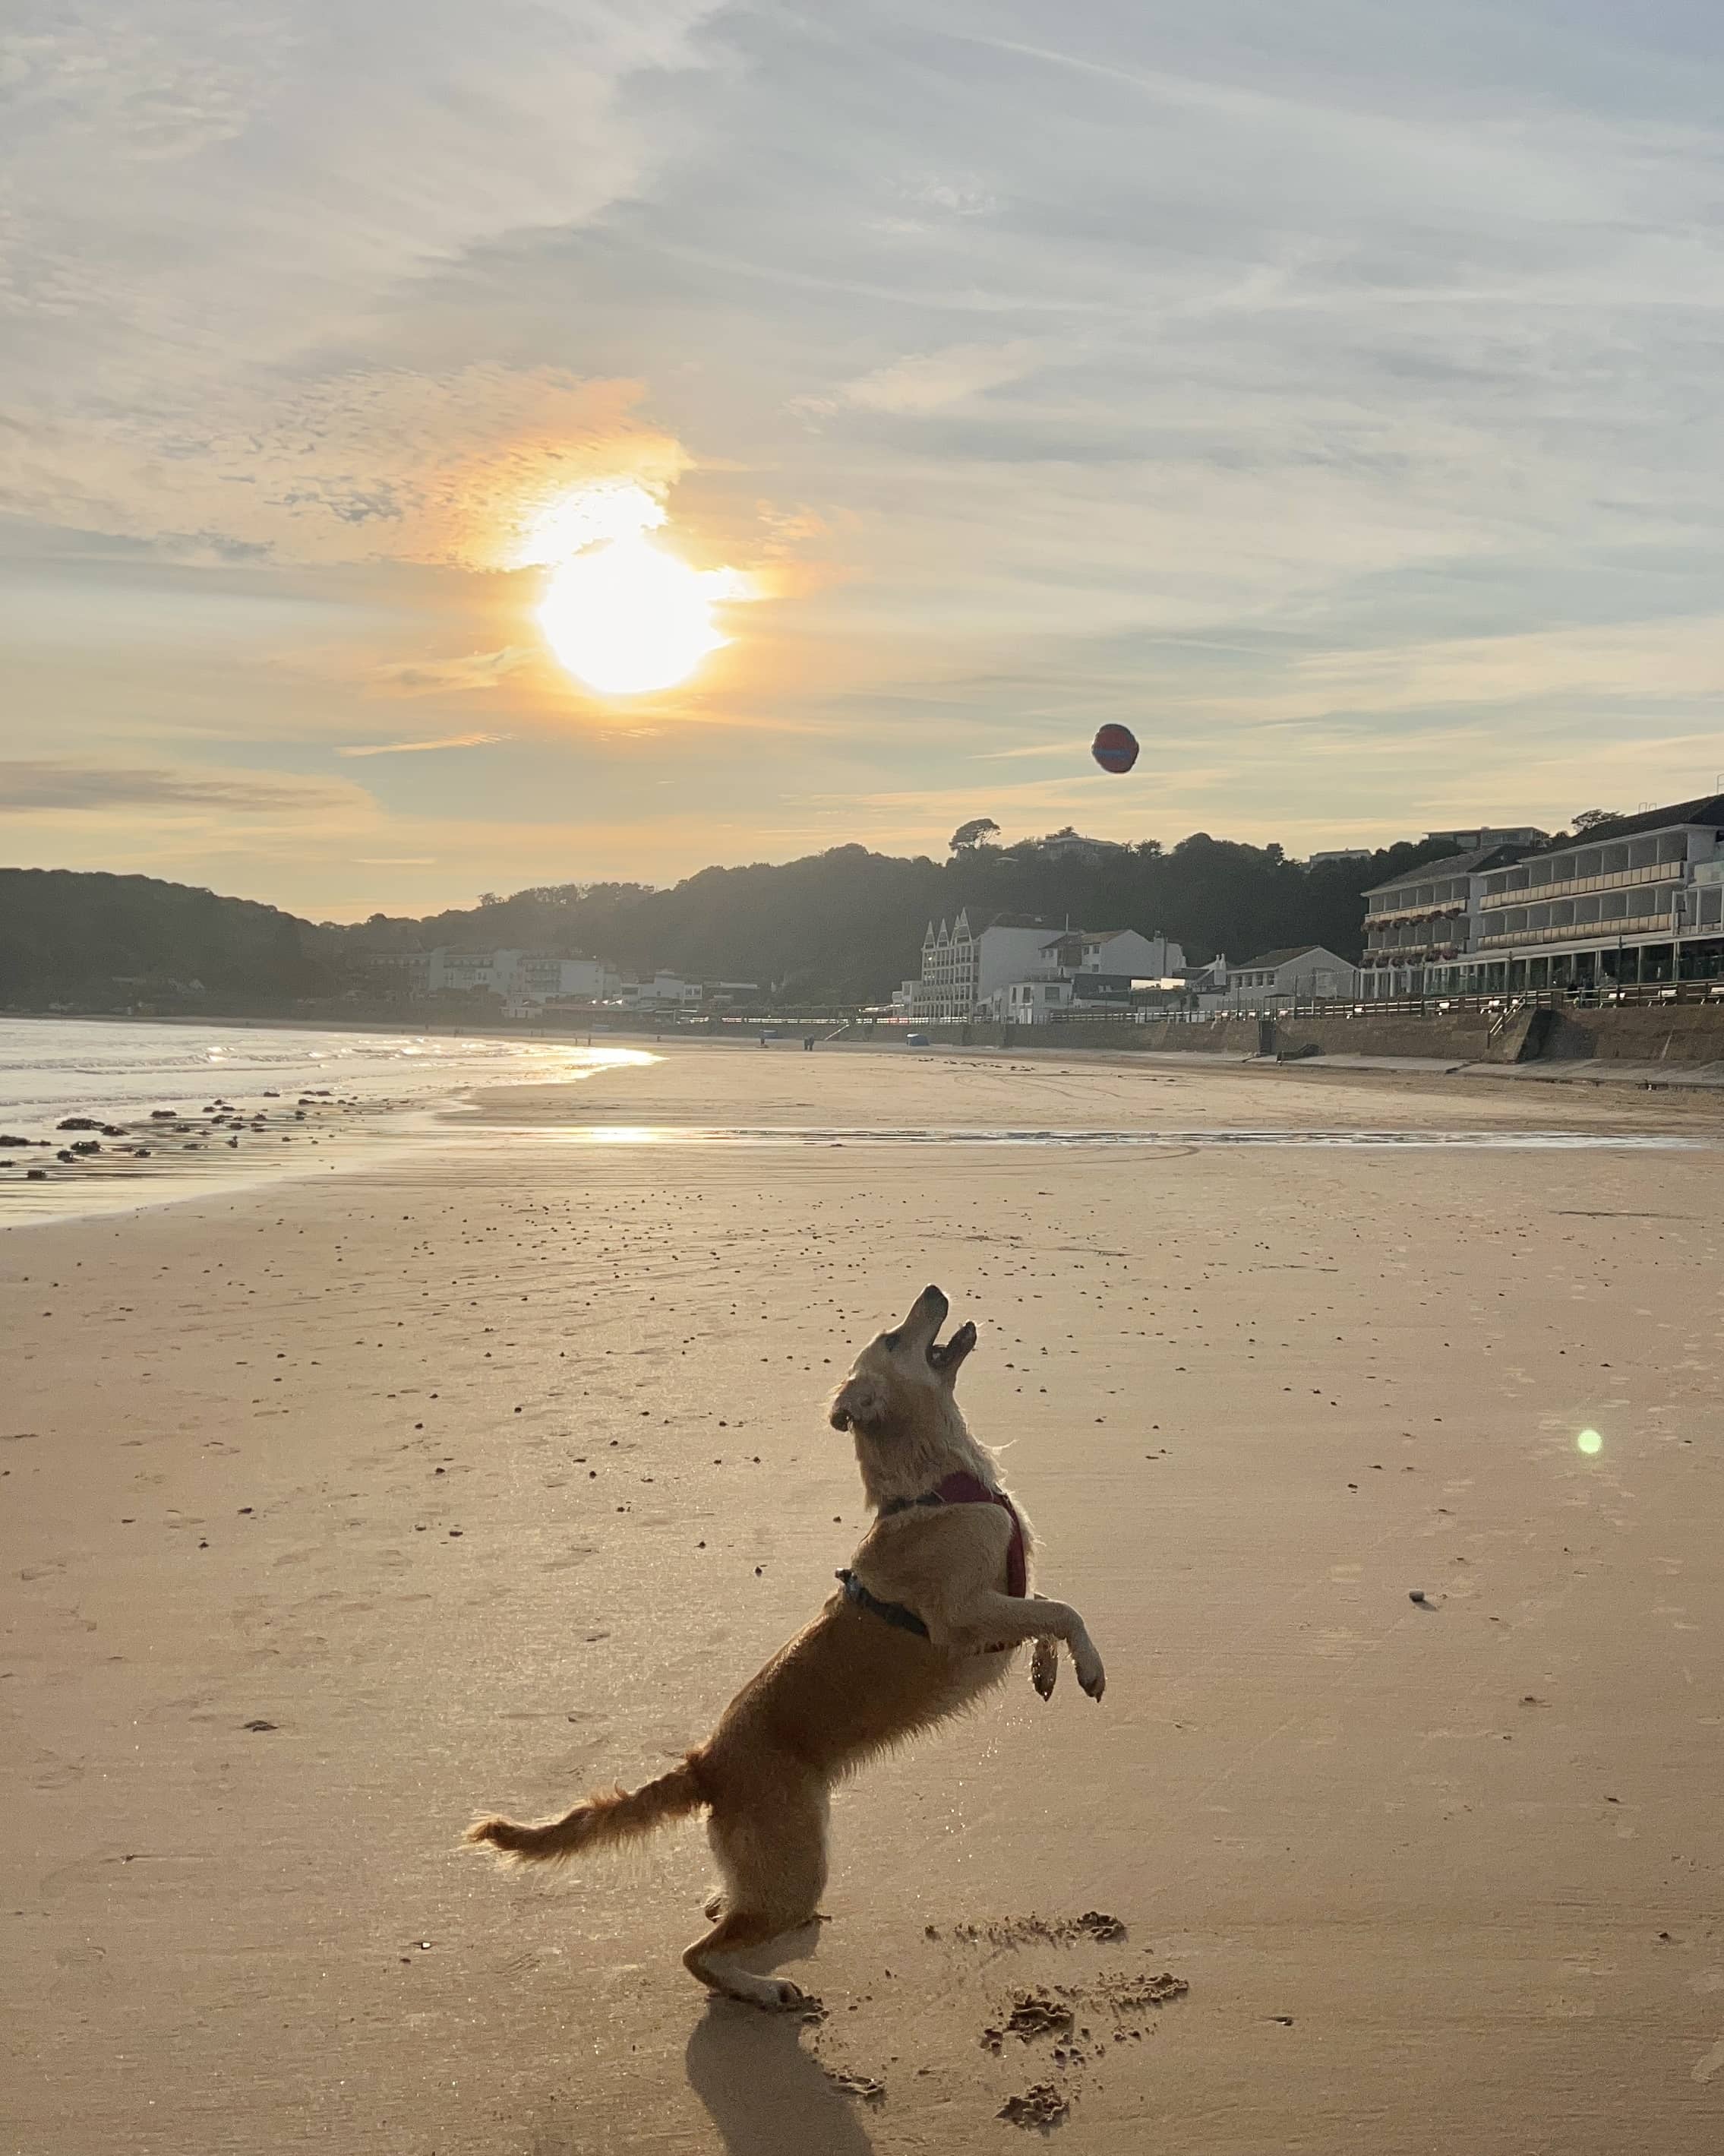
[
  {"x1": 0, "y1": 365, "x2": 690, "y2": 571},
  {"x1": 512, "y1": 480, "x2": 670, "y2": 571},
  {"x1": 338, "y1": 732, "x2": 511, "y2": 758}
]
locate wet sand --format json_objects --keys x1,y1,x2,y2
[{"x1": 5, "y1": 1045, "x2": 1722, "y2": 2153}]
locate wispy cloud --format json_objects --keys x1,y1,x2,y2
[
  {"x1": 367, "y1": 646, "x2": 536, "y2": 697},
  {"x1": 797, "y1": 342, "x2": 1041, "y2": 419},
  {"x1": 0, "y1": 760, "x2": 363, "y2": 815},
  {"x1": 0, "y1": 1, "x2": 724, "y2": 556},
  {"x1": 338, "y1": 731, "x2": 510, "y2": 758},
  {"x1": 976, "y1": 737, "x2": 1094, "y2": 761},
  {"x1": 1, "y1": 368, "x2": 690, "y2": 569}
]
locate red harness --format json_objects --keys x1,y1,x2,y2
[
  {"x1": 838, "y1": 1472, "x2": 1028, "y2": 1640},
  {"x1": 924, "y1": 1472, "x2": 1028, "y2": 1598}
]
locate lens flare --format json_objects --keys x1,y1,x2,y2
[{"x1": 1577, "y1": 1428, "x2": 1602, "y2": 1456}]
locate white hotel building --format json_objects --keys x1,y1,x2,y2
[
  {"x1": 898, "y1": 910, "x2": 1184, "y2": 1023},
  {"x1": 1362, "y1": 795, "x2": 1724, "y2": 996}
]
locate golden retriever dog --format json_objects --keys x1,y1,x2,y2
[{"x1": 465, "y1": 1285, "x2": 1106, "y2": 2009}]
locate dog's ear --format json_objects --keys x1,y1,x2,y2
[{"x1": 829, "y1": 1375, "x2": 889, "y2": 1434}]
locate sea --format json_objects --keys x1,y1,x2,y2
[{"x1": 0, "y1": 1016, "x2": 650, "y2": 1225}]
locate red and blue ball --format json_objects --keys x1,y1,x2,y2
[{"x1": 1091, "y1": 724, "x2": 1139, "y2": 775}]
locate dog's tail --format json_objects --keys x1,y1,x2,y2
[{"x1": 464, "y1": 1759, "x2": 704, "y2": 1867}]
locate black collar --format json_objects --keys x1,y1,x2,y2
[
  {"x1": 835, "y1": 1568, "x2": 929, "y2": 1638},
  {"x1": 879, "y1": 1491, "x2": 946, "y2": 1518}
]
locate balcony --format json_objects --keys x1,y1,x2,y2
[
  {"x1": 1478, "y1": 899, "x2": 1681, "y2": 950},
  {"x1": 1365, "y1": 936, "x2": 1467, "y2": 959},
  {"x1": 1363, "y1": 899, "x2": 1468, "y2": 925},
  {"x1": 1479, "y1": 858, "x2": 1685, "y2": 910}
]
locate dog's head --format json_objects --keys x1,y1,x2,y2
[{"x1": 829, "y1": 1285, "x2": 977, "y2": 1438}]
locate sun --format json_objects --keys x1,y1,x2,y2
[
  {"x1": 526, "y1": 482, "x2": 749, "y2": 697},
  {"x1": 539, "y1": 532, "x2": 731, "y2": 696}
]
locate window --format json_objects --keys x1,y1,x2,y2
[{"x1": 1658, "y1": 833, "x2": 1688, "y2": 865}]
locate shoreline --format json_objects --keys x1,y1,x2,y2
[
  {"x1": 8, "y1": 1019, "x2": 1723, "y2": 1233},
  {"x1": 0, "y1": 1020, "x2": 655, "y2": 1229},
  {"x1": 13, "y1": 999, "x2": 1724, "y2": 1096}
]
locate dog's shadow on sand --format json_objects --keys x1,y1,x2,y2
[{"x1": 686, "y1": 2004, "x2": 876, "y2": 2156}]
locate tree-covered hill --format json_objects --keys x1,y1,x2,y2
[
  {"x1": 2, "y1": 827, "x2": 1475, "y2": 1011},
  {"x1": 340, "y1": 828, "x2": 1458, "y2": 1004},
  {"x1": 0, "y1": 868, "x2": 335, "y2": 1007}
]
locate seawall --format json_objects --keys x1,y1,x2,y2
[{"x1": 894, "y1": 1003, "x2": 1724, "y2": 1065}]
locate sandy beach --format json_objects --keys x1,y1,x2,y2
[{"x1": 5, "y1": 1042, "x2": 1722, "y2": 2154}]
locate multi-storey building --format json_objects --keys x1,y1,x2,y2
[
  {"x1": 1362, "y1": 795, "x2": 1724, "y2": 995},
  {"x1": 359, "y1": 947, "x2": 617, "y2": 1004},
  {"x1": 1421, "y1": 824, "x2": 1548, "y2": 852},
  {"x1": 360, "y1": 950, "x2": 435, "y2": 996},
  {"x1": 904, "y1": 912, "x2": 1185, "y2": 1023},
  {"x1": 1359, "y1": 842, "x2": 1530, "y2": 998},
  {"x1": 1472, "y1": 795, "x2": 1724, "y2": 991},
  {"x1": 616, "y1": 972, "x2": 703, "y2": 1012},
  {"x1": 905, "y1": 912, "x2": 1063, "y2": 1023}
]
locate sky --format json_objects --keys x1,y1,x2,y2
[{"x1": 4, "y1": 1, "x2": 1724, "y2": 922}]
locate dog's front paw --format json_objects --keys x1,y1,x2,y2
[
  {"x1": 1031, "y1": 1638, "x2": 1059, "y2": 1699},
  {"x1": 1075, "y1": 1644, "x2": 1107, "y2": 1701}
]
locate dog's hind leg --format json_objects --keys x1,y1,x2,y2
[
  {"x1": 683, "y1": 1908, "x2": 811, "y2": 2010},
  {"x1": 684, "y1": 1783, "x2": 828, "y2": 2010}
]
